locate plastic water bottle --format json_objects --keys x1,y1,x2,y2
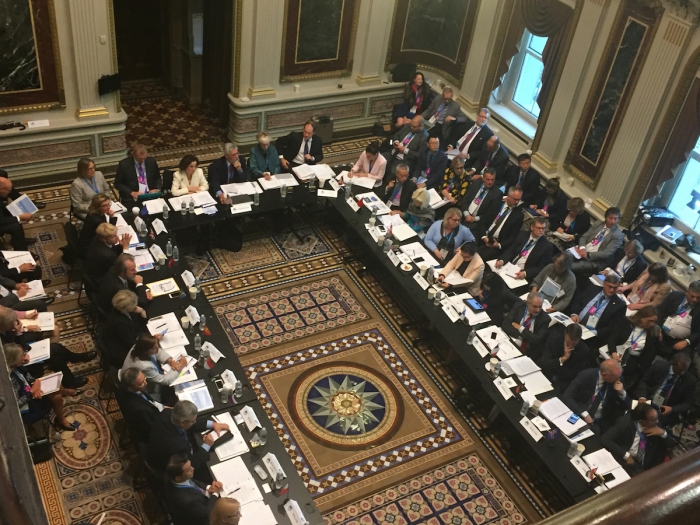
[
  {"x1": 348, "y1": 185, "x2": 354, "y2": 200},
  {"x1": 188, "y1": 199, "x2": 195, "y2": 214},
  {"x1": 259, "y1": 427, "x2": 267, "y2": 446},
  {"x1": 309, "y1": 177, "x2": 317, "y2": 193},
  {"x1": 173, "y1": 246, "x2": 180, "y2": 262},
  {"x1": 162, "y1": 203, "x2": 169, "y2": 219},
  {"x1": 281, "y1": 184, "x2": 288, "y2": 198},
  {"x1": 382, "y1": 237, "x2": 392, "y2": 253},
  {"x1": 274, "y1": 472, "x2": 286, "y2": 490},
  {"x1": 253, "y1": 192, "x2": 260, "y2": 206},
  {"x1": 140, "y1": 221, "x2": 148, "y2": 238},
  {"x1": 194, "y1": 333, "x2": 202, "y2": 352},
  {"x1": 467, "y1": 329, "x2": 476, "y2": 346},
  {"x1": 199, "y1": 314, "x2": 206, "y2": 331},
  {"x1": 520, "y1": 401, "x2": 530, "y2": 417},
  {"x1": 181, "y1": 201, "x2": 187, "y2": 215},
  {"x1": 234, "y1": 380, "x2": 243, "y2": 399},
  {"x1": 195, "y1": 277, "x2": 201, "y2": 294},
  {"x1": 200, "y1": 343, "x2": 210, "y2": 368},
  {"x1": 369, "y1": 207, "x2": 377, "y2": 227},
  {"x1": 165, "y1": 240, "x2": 173, "y2": 257}
]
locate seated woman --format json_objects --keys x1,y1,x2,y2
[
  {"x1": 551, "y1": 197, "x2": 590, "y2": 246},
  {"x1": 477, "y1": 272, "x2": 520, "y2": 325},
  {"x1": 395, "y1": 72, "x2": 431, "y2": 128},
  {"x1": 121, "y1": 333, "x2": 187, "y2": 403},
  {"x1": 424, "y1": 208, "x2": 475, "y2": 265},
  {"x1": 530, "y1": 178, "x2": 568, "y2": 230},
  {"x1": 401, "y1": 188, "x2": 435, "y2": 232},
  {"x1": 171, "y1": 155, "x2": 209, "y2": 196},
  {"x1": 347, "y1": 142, "x2": 386, "y2": 189},
  {"x1": 436, "y1": 242, "x2": 484, "y2": 295},
  {"x1": 606, "y1": 305, "x2": 659, "y2": 390},
  {"x1": 69, "y1": 157, "x2": 110, "y2": 220},
  {"x1": 530, "y1": 251, "x2": 576, "y2": 313},
  {"x1": 437, "y1": 157, "x2": 470, "y2": 215},
  {"x1": 249, "y1": 132, "x2": 281, "y2": 180},
  {"x1": 105, "y1": 290, "x2": 147, "y2": 367},
  {"x1": 620, "y1": 262, "x2": 671, "y2": 310},
  {"x1": 603, "y1": 240, "x2": 647, "y2": 285},
  {"x1": 5, "y1": 343, "x2": 77, "y2": 431},
  {"x1": 78, "y1": 193, "x2": 117, "y2": 256}
]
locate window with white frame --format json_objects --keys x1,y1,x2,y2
[{"x1": 666, "y1": 135, "x2": 700, "y2": 232}]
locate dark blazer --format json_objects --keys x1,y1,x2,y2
[
  {"x1": 84, "y1": 239, "x2": 123, "y2": 281},
  {"x1": 601, "y1": 413, "x2": 674, "y2": 471},
  {"x1": 470, "y1": 144, "x2": 509, "y2": 180},
  {"x1": 656, "y1": 291, "x2": 700, "y2": 349},
  {"x1": 98, "y1": 269, "x2": 148, "y2": 313},
  {"x1": 163, "y1": 477, "x2": 218, "y2": 525},
  {"x1": 383, "y1": 176, "x2": 417, "y2": 212},
  {"x1": 147, "y1": 409, "x2": 212, "y2": 483},
  {"x1": 563, "y1": 368, "x2": 630, "y2": 433},
  {"x1": 104, "y1": 309, "x2": 146, "y2": 367},
  {"x1": 453, "y1": 123, "x2": 494, "y2": 161},
  {"x1": 276, "y1": 132, "x2": 323, "y2": 165},
  {"x1": 482, "y1": 282, "x2": 520, "y2": 326},
  {"x1": 503, "y1": 165, "x2": 540, "y2": 205},
  {"x1": 0, "y1": 253, "x2": 42, "y2": 283},
  {"x1": 610, "y1": 252, "x2": 648, "y2": 285},
  {"x1": 207, "y1": 155, "x2": 249, "y2": 198},
  {"x1": 387, "y1": 124, "x2": 429, "y2": 168},
  {"x1": 637, "y1": 359, "x2": 697, "y2": 416},
  {"x1": 568, "y1": 284, "x2": 627, "y2": 344},
  {"x1": 534, "y1": 190, "x2": 569, "y2": 229},
  {"x1": 502, "y1": 300, "x2": 550, "y2": 353},
  {"x1": 115, "y1": 156, "x2": 162, "y2": 202},
  {"x1": 459, "y1": 182, "x2": 503, "y2": 226},
  {"x1": 0, "y1": 198, "x2": 23, "y2": 229},
  {"x1": 483, "y1": 204, "x2": 524, "y2": 253},
  {"x1": 115, "y1": 387, "x2": 160, "y2": 444},
  {"x1": 606, "y1": 319, "x2": 657, "y2": 388},
  {"x1": 553, "y1": 212, "x2": 591, "y2": 244},
  {"x1": 78, "y1": 212, "x2": 117, "y2": 257},
  {"x1": 499, "y1": 232, "x2": 554, "y2": 281},
  {"x1": 413, "y1": 149, "x2": 448, "y2": 190},
  {"x1": 536, "y1": 325, "x2": 592, "y2": 391}
]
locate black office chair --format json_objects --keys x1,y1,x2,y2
[
  {"x1": 62, "y1": 222, "x2": 84, "y2": 295},
  {"x1": 69, "y1": 203, "x2": 84, "y2": 223},
  {"x1": 162, "y1": 169, "x2": 174, "y2": 196}
]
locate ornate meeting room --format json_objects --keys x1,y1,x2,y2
[{"x1": 3, "y1": 0, "x2": 700, "y2": 524}]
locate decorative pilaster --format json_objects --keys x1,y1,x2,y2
[
  {"x1": 68, "y1": 0, "x2": 108, "y2": 118},
  {"x1": 247, "y1": 0, "x2": 283, "y2": 98},
  {"x1": 355, "y1": 0, "x2": 392, "y2": 85}
]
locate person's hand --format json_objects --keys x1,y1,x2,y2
[
  {"x1": 433, "y1": 249, "x2": 444, "y2": 261},
  {"x1": 537, "y1": 209, "x2": 548, "y2": 217},
  {"x1": 613, "y1": 380, "x2": 624, "y2": 393},
  {"x1": 417, "y1": 182, "x2": 425, "y2": 188},
  {"x1": 24, "y1": 308, "x2": 38, "y2": 319},
  {"x1": 515, "y1": 271, "x2": 526, "y2": 280},
  {"x1": 529, "y1": 204, "x2": 537, "y2": 210},
  {"x1": 470, "y1": 173, "x2": 483, "y2": 181},
  {"x1": 556, "y1": 227, "x2": 564, "y2": 234},
  {"x1": 673, "y1": 340, "x2": 689, "y2": 351},
  {"x1": 120, "y1": 233, "x2": 132, "y2": 249},
  {"x1": 187, "y1": 186, "x2": 200, "y2": 193},
  {"x1": 570, "y1": 314, "x2": 580, "y2": 323},
  {"x1": 512, "y1": 322, "x2": 521, "y2": 330},
  {"x1": 131, "y1": 191, "x2": 140, "y2": 199},
  {"x1": 233, "y1": 160, "x2": 242, "y2": 170},
  {"x1": 611, "y1": 352, "x2": 622, "y2": 363},
  {"x1": 495, "y1": 260, "x2": 504, "y2": 269},
  {"x1": 459, "y1": 151, "x2": 469, "y2": 159},
  {"x1": 149, "y1": 189, "x2": 159, "y2": 194},
  {"x1": 440, "y1": 282, "x2": 451, "y2": 289},
  {"x1": 441, "y1": 189, "x2": 450, "y2": 198},
  {"x1": 625, "y1": 456, "x2": 636, "y2": 465},
  {"x1": 643, "y1": 426, "x2": 665, "y2": 437},
  {"x1": 154, "y1": 333, "x2": 164, "y2": 341},
  {"x1": 263, "y1": 172, "x2": 272, "y2": 180},
  {"x1": 107, "y1": 208, "x2": 115, "y2": 217},
  {"x1": 133, "y1": 275, "x2": 143, "y2": 285},
  {"x1": 660, "y1": 405, "x2": 673, "y2": 415},
  {"x1": 447, "y1": 195, "x2": 456, "y2": 204},
  {"x1": 477, "y1": 290, "x2": 484, "y2": 301},
  {"x1": 19, "y1": 213, "x2": 33, "y2": 223},
  {"x1": 396, "y1": 144, "x2": 406, "y2": 153},
  {"x1": 16, "y1": 287, "x2": 28, "y2": 298},
  {"x1": 602, "y1": 269, "x2": 610, "y2": 276},
  {"x1": 390, "y1": 210, "x2": 401, "y2": 216},
  {"x1": 628, "y1": 303, "x2": 642, "y2": 310},
  {"x1": 444, "y1": 115, "x2": 455, "y2": 122},
  {"x1": 583, "y1": 415, "x2": 593, "y2": 425},
  {"x1": 436, "y1": 274, "x2": 445, "y2": 283},
  {"x1": 464, "y1": 215, "x2": 475, "y2": 223},
  {"x1": 208, "y1": 481, "x2": 224, "y2": 494},
  {"x1": 212, "y1": 421, "x2": 230, "y2": 434},
  {"x1": 25, "y1": 325, "x2": 41, "y2": 332},
  {"x1": 203, "y1": 432, "x2": 216, "y2": 446},
  {"x1": 280, "y1": 158, "x2": 290, "y2": 170},
  {"x1": 18, "y1": 262, "x2": 36, "y2": 273},
  {"x1": 386, "y1": 180, "x2": 395, "y2": 190},
  {"x1": 577, "y1": 247, "x2": 587, "y2": 258},
  {"x1": 30, "y1": 380, "x2": 43, "y2": 399},
  {"x1": 134, "y1": 306, "x2": 147, "y2": 319},
  {"x1": 304, "y1": 153, "x2": 313, "y2": 161},
  {"x1": 546, "y1": 307, "x2": 554, "y2": 313},
  {"x1": 219, "y1": 193, "x2": 228, "y2": 204},
  {"x1": 146, "y1": 290, "x2": 153, "y2": 301},
  {"x1": 562, "y1": 344, "x2": 574, "y2": 361}
]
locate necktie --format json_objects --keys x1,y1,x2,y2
[
  {"x1": 659, "y1": 374, "x2": 677, "y2": 398},
  {"x1": 458, "y1": 127, "x2": 478, "y2": 152},
  {"x1": 520, "y1": 315, "x2": 533, "y2": 352},
  {"x1": 518, "y1": 172, "x2": 526, "y2": 186},
  {"x1": 402, "y1": 133, "x2": 414, "y2": 146},
  {"x1": 487, "y1": 205, "x2": 510, "y2": 236},
  {"x1": 137, "y1": 163, "x2": 146, "y2": 185},
  {"x1": 592, "y1": 228, "x2": 607, "y2": 246},
  {"x1": 228, "y1": 164, "x2": 234, "y2": 183},
  {"x1": 637, "y1": 431, "x2": 647, "y2": 465},
  {"x1": 428, "y1": 153, "x2": 434, "y2": 165},
  {"x1": 303, "y1": 140, "x2": 309, "y2": 156},
  {"x1": 513, "y1": 239, "x2": 536, "y2": 264}
]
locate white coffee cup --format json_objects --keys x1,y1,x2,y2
[
  {"x1": 131, "y1": 206, "x2": 140, "y2": 215},
  {"x1": 181, "y1": 316, "x2": 189, "y2": 329},
  {"x1": 427, "y1": 288, "x2": 437, "y2": 299},
  {"x1": 489, "y1": 358, "x2": 499, "y2": 372},
  {"x1": 420, "y1": 265, "x2": 428, "y2": 277},
  {"x1": 189, "y1": 286, "x2": 197, "y2": 299}
]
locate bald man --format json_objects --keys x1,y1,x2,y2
[
  {"x1": 210, "y1": 497, "x2": 241, "y2": 525},
  {"x1": 0, "y1": 177, "x2": 35, "y2": 250}
]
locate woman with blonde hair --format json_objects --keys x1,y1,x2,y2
[
  {"x1": 78, "y1": 193, "x2": 117, "y2": 255},
  {"x1": 70, "y1": 157, "x2": 110, "y2": 219},
  {"x1": 402, "y1": 187, "x2": 435, "y2": 232},
  {"x1": 249, "y1": 132, "x2": 281, "y2": 179},
  {"x1": 104, "y1": 289, "x2": 147, "y2": 366},
  {"x1": 423, "y1": 207, "x2": 475, "y2": 264}
]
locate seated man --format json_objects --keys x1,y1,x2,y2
[
  {"x1": 495, "y1": 216, "x2": 553, "y2": 282},
  {"x1": 116, "y1": 367, "x2": 164, "y2": 445},
  {"x1": 477, "y1": 187, "x2": 523, "y2": 261},
  {"x1": 84, "y1": 223, "x2": 131, "y2": 282},
  {"x1": 603, "y1": 240, "x2": 647, "y2": 285},
  {"x1": 98, "y1": 254, "x2": 150, "y2": 313},
  {"x1": 0, "y1": 251, "x2": 46, "y2": 285},
  {"x1": 449, "y1": 107, "x2": 493, "y2": 162},
  {"x1": 568, "y1": 273, "x2": 627, "y2": 347},
  {"x1": 210, "y1": 498, "x2": 242, "y2": 525},
  {"x1": 563, "y1": 359, "x2": 630, "y2": 434},
  {"x1": 0, "y1": 177, "x2": 36, "y2": 250},
  {"x1": 421, "y1": 87, "x2": 466, "y2": 145},
  {"x1": 383, "y1": 164, "x2": 417, "y2": 213},
  {"x1": 636, "y1": 353, "x2": 696, "y2": 427},
  {"x1": 208, "y1": 143, "x2": 248, "y2": 203},
  {"x1": 163, "y1": 453, "x2": 223, "y2": 525},
  {"x1": 147, "y1": 400, "x2": 230, "y2": 483},
  {"x1": 460, "y1": 168, "x2": 503, "y2": 235},
  {"x1": 114, "y1": 142, "x2": 162, "y2": 206},
  {"x1": 276, "y1": 120, "x2": 323, "y2": 171},
  {"x1": 0, "y1": 273, "x2": 53, "y2": 309},
  {"x1": 502, "y1": 152, "x2": 539, "y2": 204},
  {"x1": 571, "y1": 207, "x2": 624, "y2": 279},
  {"x1": 530, "y1": 251, "x2": 576, "y2": 313},
  {"x1": 536, "y1": 323, "x2": 592, "y2": 394},
  {"x1": 601, "y1": 403, "x2": 674, "y2": 475},
  {"x1": 412, "y1": 136, "x2": 447, "y2": 190},
  {"x1": 502, "y1": 291, "x2": 550, "y2": 355},
  {"x1": 383, "y1": 115, "x2": 429, "y2": 176},
  {"x1": 0, "y1": 168, "x2": 45, "y2": 208},
  {"x1": 466, "y1": 136, "x2": 509, "y2": 183},
  {"x1": 655, "y1": 280, "x2": 700, "y2": 362}
]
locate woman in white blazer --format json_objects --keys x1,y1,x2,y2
[
  {"x1": 70, "y1": 157, "x2": 111, "y2": 219},
  {"x1": 436, "y1": 242, "x2": 484, "y2": 296},
  {"x1": 348, "y1": 142, "x2": 387, "y2": 188},
  {"x1": 171, "y1": 154, "x2": 209, "y2": 196},
  {"x1": 120, "y1": 334, "x2": 187, "y2": 402}
]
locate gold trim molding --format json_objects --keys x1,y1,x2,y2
[
  {"x1": 593, "y1": 197, "x2": 613, "y2": 213},
  {"x1": 532, "y1": 151, "x2": 558, "y2": 171},
  {"x1": 77, "y1": 106, "x2": 109, "y2": 118},
  {"x1": 356, "y1": 73, "x2": 381, "y2": 84},
  {"x1": 247, "y1": 87, "x2": 276, "y2": 98},
  {"x1": 233, "y1": 0, "x2": 243, "y2": 98}
]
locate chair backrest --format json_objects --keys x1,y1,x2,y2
[
  {"x1": 162, "y1": 169, "x2": 174, "y2": 194},
  {"x1": 94, "y1": 325, "x2": 112, "y2": 371},
  {"x1": 63, "y1": 222, "x2": 80, "y2": 250}
]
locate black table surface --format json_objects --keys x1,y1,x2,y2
[{"x1": 329, "y1": 189, "x2": 600, "y2": 501}]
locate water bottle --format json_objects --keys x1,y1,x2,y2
[
  {"x1": 253, "y1": 191, "x2": 260, "y2": 206},
  {"x1": 195, "y1": 277, "x2": 201, "y2": 294},
  {"x1": 234, "y1": 380, "x2": 243, "y2": 399},
  {"x1": 309, "y1": 177, "x2": 317, "y2": 193},
  {"x1": 140, "y1": 221, "x2": 148, "y2": 238},
  {"x1": 467, "y1": 329, "x2": 476, "y2": 346},
  {"x1": 194, "y1": 333, "x2": 202, "y2": 352},
  {"x1": 259, "y1": 427, "x2": 267, "y2": 446},
  {"x1": 200, "y1": 343, "x2": 210, "y2": 368},
  {"x1": 369, "y1": 207, "x2": 377, "y2": 227},
  {"x1": 181, "y1": 201, "x2": 187, "y2": 215},
  {"x1": 280, "y1": 184, "x2": 288, "y2": 198},
  {"x1": 188, "y1": 199, "x2": 195, "y2": 214},
  {"x1": 274, "y1": 472, "x2": 286, "y2": 490},
  {"x1": 162, "y1": 202, "x2": 169, "y2": 219},
  {"x1": 348, "y1": 185, "x2": 354, "y2": 200},
  {"x1": 520, "y1": 401, "x2": 530, "y2": 417},
  {"x1": 382, "y1": 237, "x2": 392, "y2": 253},
  {"x1": 199, "y1": 314, "x2": 206, "y2": 331},
  {"x1": 165, "y1": 239, "x2": 173, "y2": 257},
  {"x1": 220, "y1": 387, "x2": 231, "y2": 404},
  {"x1": 173, "y1": 246, "x2": 180, "y2": 262}
]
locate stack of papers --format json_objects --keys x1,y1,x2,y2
[
  {"x1": 257, "y1": 176, "x2": 283, "y2": 190},
  {"x1": 538, "y1": 397, "x2": 588, "y2": 436},
  {"x1": 582, "y1": 449, "x2": 621, "y2": 476},
  {"x1": 276, "y1": 172, "x2": 299, "y2": 187},
  {"x1": 212, "y1": 456, "x2": 264, "y2": 503},
  {"x1": 400, "y1": 242, "x2": 440, "y2": 268},
  {"x1": 26, "y1": 339, "x2": 51, "y2": 364},
  {"x1": 117, "y1": 224, "x2": 140, "y2": 247},
  {"x1": 176, "y1": 381, "x2": 213, "y2": 411},
  {"x1": 6, "y1": 195, "x2": 38, "y2": 216},
  {"x1": 110, "y1": 201, "x2": 126, "y2": 214},
  {"x1": 239, "y1": 500, "x2": 277, "y2": 525},
  {"x1": 221, "y1": 182, "x2": 262, "y2": 195},
  {"x1": 14, "y1": 280, "x2": 46, "y2": 301},
  {"x1": 445, "y1": 293, "x2": 491, "y2": 324},
  {"x1": 292, "y1": 164, "x2": 316, "y2": 181},
  {"x1": 168, "y1": 191, "x2": 217, "y2": 210},
  {"x1": 314, "y1": 164, "x2": 336, "y2": 181},
  {"x1": 143, "y1": 198, "x2": 168, "y2": 215},
  {"x1": 360, "y1": 192, "x2": 391, "y2": 215},
  {"x1": 21, "y1": 312, "x2": 54, "y2": 331},
  {"x1": 148, "y1": 278, "x2": 179, "y2": 297},
  {"x1": 552, "y1": 231, "x2": 574, "y2": 242},
  {"x1": 126, "y1": 247, "x2": 155, "y2": 271},
  {"x1": 486, "y1": 260, "x2": 526, "y2": 289},
  {"x1": 439, "y1": 269, "x2": 472, "y2": 286},
  {"x1": 346, "y1": 176, "x2": 376, "y2": 189},
  {"x1": 427, "y1": 188, "x2": 450, "y2": 209},
  {"x1": 210, "y1": 412, "x2": 249, "y2": 460},
  {"x1": 147, "y1": 313, "x2": 190, "y2": 350},
  {"x1": 1, "y1": 251, "x2": 34, "y2": 270},
  {"x1": 392, "y1": 223, "x2": 418, "y2": 241},
  {"x1": 549, "y1": 312, "x2": 595, "y2": 340}
]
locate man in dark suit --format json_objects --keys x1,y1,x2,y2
[
  {"x1": 383, "y1": 115, "x2": 429, "y2": 176},
  {"x1": 602, "y1": 403, "x2": 675, "y2": 475},
  {"x1": 84, "y1": 223, "x2": 131, "y2": 282},
  {"x1": 496, "y1": 217, "x2": 553, "y2": 281},
  {"x1": 460, "y1": 169, "x2": 503, "y2": 235},
  {"x1": 0, "y1": 168, "x2": 45, "y2": 208},
  {"x1": 421, "y1": 87, "x2": 467, "y2": 145},
  {"x1": 502, "y1": 292, "x2": 550, "y2": 355},
  {"x1": 636, "y1": 353, "x2": 697, "y2": 426},
  {"x1": 208, "y1": 143, "x2": 249, "y2": 204},
  {"x1": 536, "y1": 323, "x2": 592, "y2": 394},
  {"x1": 477, "y1": 187, "x2": 524, "y2": 261},
  {"x1": 163, "y1": 453, "x2": 223, "y2": 525},
  {"x1": 571, "y1": 207, "x2": 625, "y2": 278},
  {"x1": 466, "y1": 136, "x2": 509, "y2": 183},
  {"x1": 0, "y1": 252, "x2": 45, "y2": 284},
  {"x1": 383, "y1": 164, "x2": 417, "y2": 212},
  {"x1": 413, "y1": 136, "x2": 448, "y2": 190},
  {"x1": 449, "y1": 108, "x2": 494, "y2": 161},
  {"x1": 563, "y1": 359, "x2": 630, "y2": 434},
  {"x1": 503, "y1": 153, "x2": 540, "y2": 205},
  {"x1": 114, "y1": 143, "x2": 162, "y2": 206},
  {"x1": 116, "y1": 368, "x2": 164, "y2": 445},
  {"x1": 608, "y1": 240, "x2": 647, "y2": 285},
  {"x1": 568, "y1": 273, "x2": 627, "y2": 346},
  {"x1": 147, "y1": 401, "x2": 229, "y2": 483},
  {"x1": 98, "y1": 254, "x2": 150, "y2": 313},
  {"x1": 0, "y1": 177, "x2": 36, "y2": 251},
  {"x1": 276, "y1": 121, "x2": 324, "y2": 171},
  {"x1": 0, "y1": 274, "x2": 53, "y2": 309},
  {"x1": 655, "y1": 281, "x2": 700, "y2": 362}
]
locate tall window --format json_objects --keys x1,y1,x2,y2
[{"x1": 667, "y1": 136, "x2": 700, "y2": 232}]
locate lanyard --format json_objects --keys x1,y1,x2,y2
[
  {"x1": 630, "y1": 327, "x2": 644, "y2": 348},
  {"x1": 677, "y1": 299, "x2": 690, "y2": 317},
  {"x1": 621, "y1": 257, "x2": 634, "y2": 274},
  {"x1": 521, "y1": 310, "x2": 534, "y2": 329},
  {"x1": 594, "y1": 293, "x2": 607, "y2": 312},
  {"x1": 84, "y1": 176, "x2": 99, "y2": 193},
  {"x1": 402, "y1": 132, "x2": 415, "y2": 145},
  {"x1": 443, "y1": 227, "x2": 456, "y2": 244},
  {"x1": 593, "y1": 374, "x2": 607, "y2": 402}
]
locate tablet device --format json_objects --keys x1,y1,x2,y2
[{"x1": 464, "y1": 298, "x2": 485, "y2": 312}]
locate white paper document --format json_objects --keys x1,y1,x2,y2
[
  {"x1": 231, "y1": 202, "x2": 253, "y2": 214},
  {"x1": 487, "y1": 260, "x2": 526, "y2": 289},
  {"x1": 6, "y1": 194, "x2": 38, "y2": 216},
  {"x1": 582, "y1": 449, "x2": 620, "y2": 476},
  {"x1": 1, "y1": 250, "x2": 34, "y2": 270},
  {"x1": 427, "y1": 188, "x2": 450, "y2": 209},
  {"x1": 147, "y1": 313, "x2": 180, "y2": 335},
  {"x1": 26, "y1": 339, "x2": 51, "y2": 364},
  {"x1": 520, "y1": 417, "x2": 543, "y2": 442},
  {"x1": 152, "y1": 218, "x2": 167, "y2": 235},
  {"x1": 210, "y1": 412, "x2": 250, "y2": 460},
  {"x1": 276, "y1": 172, "x2": 299, "y2": 187},
  {"x1": 21, "y1": 312, "x2": 54, "y2": 331},
  {"x1": 358, "y1": 192, "x2": 391, "y2": 215},
  {"x1": 144, "y1": 198, "x2": 167, "y2": 215},
  {"x1": 506, "y1": 356, "x2": 541, "y2": 378},
  {"x1": 317, "y1": 188, "x2": 338, "y2": 198},
  {"x1": 222, "y1": 182, "x2": 262, "y2": 195},
  {"x1": 346, "y1": 176, "x2": 376, "y2": 189},
  {"x1": 521, "y1": 371, "x2": 553, "y2": 396},
  {"x1": 239, "y1": 500, "x2": 277, "y2": 525},
  {"x1": 392, "y1": 223, "x2": 418, "y2": 241},
  {"x1": 177, "y1": 384, "x2": 214, "y2": 411},
  {"x1": 14, "y1": 280, "x2": 45, "y2": 300},
  {"x1": 38, "y1": 371, "x2": 62, "y2": 394},
  {"x1": 257, "y1": 176, "x2": 283, "y2": 190},
  {"x1": 292, "y1": 164, "x2": 315, "y2": 180}
]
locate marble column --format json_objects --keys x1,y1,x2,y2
[
  {"x1": 355, "y1": 0, "x2": 394, "y2": 85},
  {"x1": 597, "y1": 12, "x2": 693, "y2": 208},
  {"x1": 68, "y1": 0, "x2": 108, "y2": 118},
  {"x1": 247, "y1": 0, "x2": 284, "y2": 98}
]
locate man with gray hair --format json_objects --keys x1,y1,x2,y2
[
  {"x1": 147, "y1": 400, "x2": 230, "y2": 483},
  {"x1": 384, "y1": 115, "x2": 429, "y2": 176},
  {"x1": 208, "y1": 143, "x2": 248, "y2": 204},
  {"x1": 501, "y1": 290, "x2": 551, "y2": 353},
  {"x1": 98, "y1": 253, "x2": 150, "y2": 313},
  {"x1": 450, "y1": 107, "x2": 493, "y2": 159},
  {"x1": 477, "y1": 185, "x2": 524, "y2": 261},
  {"x1": 655, "y1": 280, "x2": 700, "y2": 363},
  {"x1": 421, "y1": 87, "x2": 466, "y2": 145},
  {"x1": 115, "y1": 142, "x2": 162, "y2": 206},
  {"x1": 384, "y1": 163, "x2": 417, "y2": 213},
  {"x1": 116, "y1": 367, "x2": 163, "y2": 444},
  {"x1": 569, "y1": 273, "x2": 627, "y2": 347}
]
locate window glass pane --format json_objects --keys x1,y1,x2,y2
[
  {"x1": 668, "y1": 157, "x2": 700, "y2": 232},
  {"x1": 512, "y1": 53, "x2": 544, "y2": 117},
  {"x1": 528, "y1": 35, "x2": 547, "y2": 55}
]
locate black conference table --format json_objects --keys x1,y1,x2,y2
[{"x1": 326, "y1": 185, "x2": 601, "y2": 503}]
